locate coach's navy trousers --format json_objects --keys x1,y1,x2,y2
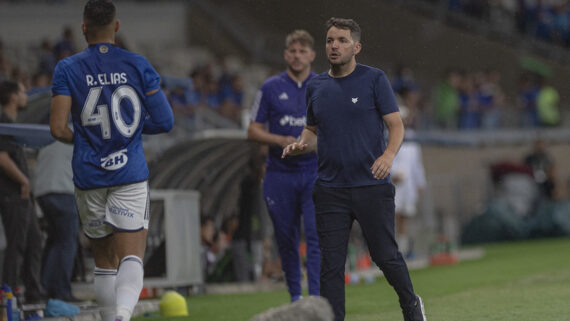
[
  {"x1": 313, "y1": 183, "x2": 416, "y2": 321},
  {"x1": 263, "y1": 170, "x2": 320, "y2": 300}
]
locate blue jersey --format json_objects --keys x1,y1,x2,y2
[
  {"x1": 52, "y1": 43, "x2": 161, "y2": 190},
  {"x1": 250, "y1": 71, "x2": 317, "y2": 172},
  {"x1": 306, "y1": 64, "x2": 399, "y2": 187}
]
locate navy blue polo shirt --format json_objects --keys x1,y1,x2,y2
[
  {"x1": 306, "y1": 64, "x2": 399, "y2": 187},
  {"x1": 251, "y1": 71, "x2": 317, "y2": 172}
]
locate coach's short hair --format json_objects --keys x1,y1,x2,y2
[
  {"x1": 83, "y1": 0, "x2": 116, "y2": 38},
  {"x1": 285, "y1": 30, "x2": 314, "y2": 49},
  {"x1": 0, "y1": 80, "x2": 19, "y2": 107},
  {"x1": 326, "y1": 17, "x2": 361, "y2": 42}
]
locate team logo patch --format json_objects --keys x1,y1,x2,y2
[
  {"x1": 279, "y1": 92, "x2": 289, "y2": 100},
  {"x1": 352, "y1": 97, "x2": 358, "y2": 104},
  {"x1": 100, "y1": 149, "x2": 128, "y2": 171},
  {"x1": 99, "y1": 45, "x2": 109, "y2": 54}
]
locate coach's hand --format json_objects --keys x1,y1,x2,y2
[
  {"x1": 282, "y1": 142, "x2": 308, "y2": 158},
  {"x1": 371, "y1": 152, "x2": 395, "y2": 179},
  {"x1": 280, "y1": 136, "x2": 298, "y2": 148}
]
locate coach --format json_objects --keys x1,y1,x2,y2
[{"x1": 282, "y1": 17, "x2": 426, "y2": 321}]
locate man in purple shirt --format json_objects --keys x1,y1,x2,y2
[{"x1": 248, "y1": 30, "x2": 320, "y2": 302}]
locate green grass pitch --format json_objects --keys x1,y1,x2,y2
[{"x1": 135, "y1": 237, "x2": 570, "y2": 321}]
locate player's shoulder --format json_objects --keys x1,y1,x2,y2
[
  {"x1": 306, "y1": 71, "x2": 329, "y2": 89},
  {"x1": 260, "y1": 72, "x2": 286, "y2": 91},
  {"x1": 116, "y1": 47, "x2": 151, "y2": 66},
  {"x1": 263, "y1": 72, "x2": 286, "y2": 86},
  {"x1": 55, "y1": 49, "x2": 88, "y2": 70}
]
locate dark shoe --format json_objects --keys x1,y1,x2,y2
[{"x1": 403, "y1": 295, "x2": 427, "y2": 321}]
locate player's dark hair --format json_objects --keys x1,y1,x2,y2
[
  {"x1": 285, "y1": 30, "x2": 314, "y2": 49},
  {"x1": 325, "y1": 17, "x2": 361, "y2": 42},
  {"x1": 0, "y1": 80, "x2": 19, "y2": 107},
  {"x1": 83, "y1": 0, "x2": 116, "y2": 39}
]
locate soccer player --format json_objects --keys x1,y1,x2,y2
[
  {"x1": 247, "y1": 30, "x2": 320, "y2": 301},
  {"x1": 282, "y1": 18, "x2": 426, "y2": 321},
  {"x1": 49, "y1": 1, "x2": 173, "y2": 321}
]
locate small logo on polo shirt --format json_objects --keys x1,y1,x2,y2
[
  {"x1": 279, "y1": 92, "x2": 289, "y2": 100},
  {"x1": 99, "y1": 45, "x2": 109, "y2": 54},
  {"x1": 352, "y1": 97, "x2": 358, "y2": 104}
]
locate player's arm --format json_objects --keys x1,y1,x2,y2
[
  {"x1": 0, "y1": 151, "x2": 30, "y2": 199},
  {"x1": 281, "y1": 125, "x2": 317, "y2": 158},
  {"x1": 50, "y1": 95, "x2": 74, "y2": 144},
  {"x1": 371, "y1": 111, "x2": 404, "y2": 179},
  {"x1": 247, "y1": 121, "x2": 297, "y2": 147},
  {"x1": 142, "y1": 88, "x2": 174, "y2": 135}
]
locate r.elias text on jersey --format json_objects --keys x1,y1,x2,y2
[{"x1": 86, "y1": 73, "x2": 127, "y2": 86}]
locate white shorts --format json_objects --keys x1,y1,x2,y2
[{"x1": 75, "y1": 181, "x2": 149, "y2": 239}]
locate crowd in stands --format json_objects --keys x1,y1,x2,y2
[
  {"x1": 162, "y1": 61, "x2": 245, "y2": 130},
  {"x1": 390, "y1": 64, "x2": 561, "y2": 131},
  {"x1": 1, "y1": 27, "x2": 246, "y2": 130},
  {"x1": 427, "y1": 0, "x2": 570, "y2": 48}
]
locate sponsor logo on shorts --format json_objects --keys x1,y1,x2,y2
[
  {"x1": 108, "y1": 205, "x2": 134, "y2": 218},
  {"x1": 100, "y1": 149, "x2": 128, "y2": 171}
]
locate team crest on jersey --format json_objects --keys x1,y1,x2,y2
[
  {"x1": 99, "y1": 45, "x2": 109, "y2": 54},
  {"x1": 352, "y1": 97, "x2": 358, "y2": 104},
  {"x1": 100, "y1": 149, "x2": 128, "y2": 171}
]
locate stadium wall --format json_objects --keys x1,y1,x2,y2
[
  {"x1": 210, "y1": 0, "x2": 570, "y2": 107},
  {"x1": 0, "y1": 2, "x2": 187, "y2": 49}
]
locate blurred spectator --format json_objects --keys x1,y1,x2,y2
[
  {"x1": 53, "y1": 26, "x2": 76, "y2": 62},
  {"x1": 478, "y1": 70, "x2": 505, "y2": 129},
  {"x1": 34, "y1": 141, "x2": 79, "y2": 302},
  {"x1": 205, "y1": 79, "x2": 222, "y2": 110},
  {"x1": 552, "y1": 2, "x2": 570, "y2": 45},
  {"x1": 38, "y1": 39, "x2": 55, "y2": 76},
  {"x1": 458, "y1": 72, "x2": 481, "y2": 130},
  {"x1": 205, "y1": 230, "x2": 230, "y2": 282},
  {"x1": 200, "y1": 216, "x2": 215, "y2": 275},
  {"x1": 536, "y1": 75, "x2": 560, "y2": 126},
  {"x1": 517, "y1": 72, "x2": 540, "y2": 127},
  {"x1": 0, "y1": 80, "x2": 44, "y2": 303},
  {"x1": 168, "y1": 84, "x2": 196, "y2": 130},
  {"x1": 395, "y1": 86, "x2": 422, "y2": 130},
  {"x1": 392, "y1": 64, "x2": 418, "y2": 94},
  {"x1": 391, "y1": 106, "x2": 426, "y2": 258},
  {"x1": 231, "y1": 145, "x2": 269, "y2": 282},
  {"x1": 524, "y1": 139, "x2": 558, "y2": 199},
  {"x1": 28, "y1": 72, "x2": 52, "y2": 96},
  {"x1": 0, "y1": 40, "x2": 12, "y2": 82},
  {"x1": 434, "y1": 69, "x2": 461, "y2": 129},
  {"x1": 219, "y1": 75, "x2": 244, "y2": 124}
]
